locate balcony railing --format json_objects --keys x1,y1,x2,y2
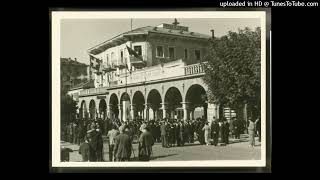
[
  {"x1": 79, "y1": 87, "x2": 108, "y2": 96},
  {"x1": 102, "y1": 60, "x2": 208, "y2": 88},
  {"x1": 184, "y1": 62, "x2": 207, "y2": 75},
  {"x1": 109, "y1": 80, "x2": 118, "y2": 86}
]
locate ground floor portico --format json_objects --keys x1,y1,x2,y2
[{"x1": 78, "y1": 74, "x2": 220, "y2": 123}]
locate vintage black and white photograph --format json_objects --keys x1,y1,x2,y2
[{"x1": 51, "y1": 11, "x2": 268, "y2": 168}]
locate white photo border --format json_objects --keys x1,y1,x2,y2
[{"x1": 51, "y1": 11, "x2": 267, "y2": 168}]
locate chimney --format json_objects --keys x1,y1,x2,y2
[
  {"x1": 210, "y1": 29, "x2": 215, "y2": 38},
  {"x1": 75, "y1": 58, "x2": 77, "y2": 61}
]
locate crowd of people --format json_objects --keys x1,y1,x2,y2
[{"x1": 61, "y1": 115, "x2": 260, "y2": 162}]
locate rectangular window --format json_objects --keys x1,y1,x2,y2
[
  {"x1": 134, "y1": 46, "x2": 142, "y2": 56},
  {"x1": 111, "y1": 52, "x2": 115, "y2": 61},
  {"x1": 195, "y1": 50, "x2": 201, "y2": 61},
  {"x1": 106, "y1": 54, "x2": 109, "y2": 65},
  {"x1": 169, "y1": 47, "x2": 175, "y2": 59},
  {"x1": 156, "y1": 46, "x2": 164, "y2": 57},
  {"x1": 121, "y1": 51, "x2": 124, "y2": 63},
  {"x1": 184, "y1": 49, "x2": 188, "y2": 59}
]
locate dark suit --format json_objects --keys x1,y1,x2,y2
[
  {"x1": 211, "y1": 122, "x2": 220, "y2": 146},
  {"x1": 224, "y1": 122, "x2": 230, "y2": 144},
  {"x1": 96, "y1": 130, "x2": 104, "y2": 161},
  {"x1": 113, "y1": 133, "x2": 131, "y2": 161},
  {"x1": 179, "y1": 124, "x2": 184, "y2": 146},
  {"x1": 138, "y1": 131, "x2": 154, "y2": 161},
  {"x1": 79, "y1": 142, "x2": 90, "y2": 161},
  {"x1": 88, "y1": 130, "x2": 98, "y2": 161}
]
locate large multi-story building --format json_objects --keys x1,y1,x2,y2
[
  {"x1": 61, "y1": 57, "x2": 90, "y2": 92},
  {"x1": 76, "y1": 20, "x2": 221, "y2": 122}
]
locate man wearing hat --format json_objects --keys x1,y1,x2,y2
[
  {"x1": 106, "y1": 125, "x2": 119, "y2": 161},
  {"x1": 160, "y1": 121, "x2": 168, "y2": 148},
  {"x1": 138, "y1": 124, "x2": 154, "y2": 161},
  {"x1": 113, "y1": 125, "x2": 131, "y2": 161}
]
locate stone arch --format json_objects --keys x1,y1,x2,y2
[
  {"x1": 185, "y1": 84, "x2": 208, "y2": 120},
  {"x1": 89, "y1": 99, "x2": 96, "y2": 119},
  {"x1": 109, "y1": 93, "x2": 119, "y2": 119},
  {"x1": 162, "y1": 82, "x2": 184, "y2": 103},
  {"x1": 80, "y1": 100, "x2": 87, "y2": 119},
  {"x1": 120, "y1": 92, "x2": 131, "y2": 121},
  {"x1": 98, "y1": 99, "x2": 107, "y2": 119},
  {"x1": 164, "y1": 86, "x2": 183, "y2": 119},
  {"x1": 147, "y1": 89, "x2": 162, "y2": 120},
  {"x1": 132, "y1": 91, "x2": 145, "y2": 119}
]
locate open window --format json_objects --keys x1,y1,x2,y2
[
  {"x1": 169, "y1": 47, "x2": 175, "y2": 59},
  {"x1": 195, "y1": 50, "x2": 201, "y2": 61},
  {"x1": 156, "y1": 46, "x2": 164, "y2": 57},
  {"x1": 134, "y1": 45, "x2": 142, "y2": 56}
]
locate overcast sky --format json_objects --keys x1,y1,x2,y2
[{"x1": 61, "y1": 18, "x2": 260, "y2": 64}]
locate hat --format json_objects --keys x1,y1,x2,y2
[
  {"x1": 119, "y1": 125, "x2": 125, "y2": 132},
  {"x1": 140, "y1": 124, "x2": 147, "y2": 130}
]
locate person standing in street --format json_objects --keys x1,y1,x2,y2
[
  {"x1": 202, "y1": 122, "x2": 211, "y2": 146},
  {"x1": 219, "y1": 120, "x2": 225, "y2": 144},
  {"x1": 248, "y1": 118, "x2": 259, "y2": 147},
  {"x1": 79, "y1": 136, "x2": 90, "y2": 162},
  {"x1": 179, "y1": 121, "x2": 185, "y2": 146},
  {"x1": 256, "y1": 117, "x2": 261, "y2": 142},
  {"x1": 138, "y1": 124, "x2": 155, "y2": 161},
  {"x1": 224, "y1": 120, "x2": 230, "y2": 144},
  {"x1": 233, "y1": 118, "x2": 240, "y2": 139},
  {"x1": 87, "y1": 123, "x2": 98, "y2": 162},
  {"x1": 107, "y1": 125, "x2": 119, "y2": 161},
  {"x1": 95, "y1": 123, "x2": 104, "y2": 161},
  {"x1": 160, "y1": 121, "x2": 168, "y2": 148},
  {"x1": 113, "y1": 125, "x2": 131, "y2": 161},
  {"x1": 211, "y1": 119, "x2": 220, "y2": 146}
]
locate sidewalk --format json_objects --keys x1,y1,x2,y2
[{"x1": 60, "y1": 134, "x2": 261, "y2": 162}]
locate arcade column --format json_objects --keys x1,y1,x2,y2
[
  {"x1": 181, "y1": 102, "x2": 190, "y2": 121},
  {"x1": 144, "y1": 103, "x2": 150, "y2": 121},
  {"x1": 130, "y1": 104, "x2": 136, "y2": 120},
  {"x1": 118, "y1": 104, "x2": 122, "y2": 120},
  {"x1": 161, "y1": 103, "x2": 168, "y2": 119}
]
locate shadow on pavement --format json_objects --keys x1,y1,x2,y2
[
  {"x1": 150, "y1": 153, "x2": 178, "y2": 160},
  {"x1": 129, "y1": 153, "x2": 178, "y2": 161}
]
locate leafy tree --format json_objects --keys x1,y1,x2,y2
[
  {"x1": 203, "y1": 27, "x2": 261, "y2": 119},
  {"x1": 60, "y1": 89, "x2": 78, "y2": 140}
]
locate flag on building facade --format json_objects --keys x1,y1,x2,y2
[
  {"x1": 89, "y1": 55, "x2": 102, "y2": 70},
  {"x1": 126, "y1": 45, "x2": 141, "y2": 60}
]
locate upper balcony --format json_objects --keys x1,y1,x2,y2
[
  {"x1": 114, "y1": 59, "x2": 207, "y2": 87},
  {"x1": 79, "y1": 86, "x2": 109, "y2": 97}
]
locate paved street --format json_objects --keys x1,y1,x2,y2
[{"x1": 61, "y1": 134, "x2": 261, "y2": 162}]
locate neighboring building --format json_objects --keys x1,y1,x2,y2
[
  {"x1": 76, "y1": 19, "x2": 221, "y2": 122},
  {"x1": 61, "y1": 57, "x2": 92, "y2": 101}
]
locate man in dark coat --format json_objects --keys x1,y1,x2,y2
[
  {"x1": 61, "y1": 147, "x2": 73, "y2": 162},
  {"x1": 224, "y1": 120, "x2": 230, "y2": 144},
  {"x1": 179, "y1": 121, "x2": 185, "y2": 146},
  {"x1": 169, "y1": 122, "x2": 175, "y2": 147},
  {"x1": 175, "y1": 122, "x2": 181, "y2": 146},
  {"x1": 95, "y1": 123, "x2": 104, "y2": 161},
  {"x1": 113, "y1": 125, "x2": 131, "y2": 161},
  {"x1": 184, "y1": 121, "x2": 190, "y2": 144},
  {"x1": 79, "y1": 136, "x2": 90, "y2": 162},
  {"x1": 190, "y1": 120, "x2": 195, "y2": 143},
  {"x1": 138, "y1": 124, "x2": 155, "y2": 161},
  {"x1": 220, "y1": 120, "x2": 225, "y2": 144},
  {"x1": 87, "y1": 124, "x2": 98, "y2": 162},
  {"x1": 211, "y1": 120, "x2": 220, "y2": 146},
  {"x1": 233, "y1": 118, "x2": 240, "y2": 139}
]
